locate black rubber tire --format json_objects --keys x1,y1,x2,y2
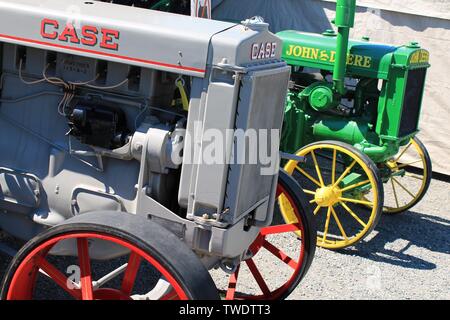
[
  {"x1": 383, "y1": 136, "x2": 432, "y2": 214},
  {"x1": 0, "y1": 212, "x2": 219, "y2": 300},
  {"x1": 276, "y1": 169, "x2": 317, "y2": 299}
]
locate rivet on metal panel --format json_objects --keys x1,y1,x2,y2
[{"x1": 135, "y1": 143, "x2": 143, "y2": 152}]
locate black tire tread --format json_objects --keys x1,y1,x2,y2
[{"x1": 276, "y1": 170, "x2": 317, "y2": 299}]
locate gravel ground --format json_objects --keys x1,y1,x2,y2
[
  {"x1": 0, "y1": 178, "x2": 449, "y2": 300},
  {"x1": 286, "y1": 177, "x2": 450, "y2": 300}
]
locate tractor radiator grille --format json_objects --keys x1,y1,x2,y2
[
  {"x1": 398, "y1": 68, "x2": 427, "y2": 137},
  {"x1": 223, "y1": 66, "x2": 290, "y2": 224}
]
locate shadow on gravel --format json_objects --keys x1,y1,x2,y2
[{"x1": 337, "y1": 211, "x2": 450, "y2": 270}]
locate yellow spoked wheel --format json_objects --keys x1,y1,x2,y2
[
  {"x1": 282, "y1": 141, "x2": 383, "y2": 250},
  {"x1": 382, "y1": 137, "x2": 432, "y2": 214}
]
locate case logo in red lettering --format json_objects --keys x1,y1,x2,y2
[{"x1": 40, "y1": 18, "x2": 120, "y2": 51}]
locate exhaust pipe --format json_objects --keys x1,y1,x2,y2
[{"x1": 332, "y1": 0, "x2": 356, "y2": 95}]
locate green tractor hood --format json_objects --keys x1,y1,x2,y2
[{"x1": 277, "y1": 30, "x2": 430, "y2": 80}]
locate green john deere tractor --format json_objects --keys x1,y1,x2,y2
[{"x1": 278, "y1": 0, "x2": 432, "y2": 249}]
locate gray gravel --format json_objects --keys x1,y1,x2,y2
[{"x1": 0, "y1": 178, "x2": 449, "y2": 300}]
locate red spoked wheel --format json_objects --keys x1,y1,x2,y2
[
  {"x1": 1, "y1": 212, "x2": 219, "y2": 300},
  {"x1": 224, "y1": 170, "x2": 316, "y2": 300}
]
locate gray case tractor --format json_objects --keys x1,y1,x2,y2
[{"x1": 0, "y1": 0, "x2": 315, "y2": 300}]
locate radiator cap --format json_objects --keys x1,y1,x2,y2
[
  {"x1": 241, "y1": 16, "x2": 269, "y2": 31},
  {"x1": 407, "y1": 41, "x2": 420, "y2": 48}
]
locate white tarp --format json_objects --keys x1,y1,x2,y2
[{"x1": 200, "y1": 0, "x2": 450, "y2": 175}]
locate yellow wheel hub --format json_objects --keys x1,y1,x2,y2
[{"x1": 314, "y1": 186, "x2": 342, "y2": 207}]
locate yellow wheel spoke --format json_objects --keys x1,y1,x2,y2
[
  {"x1": 311, "y1": 150, "x2": 325, "y2": 186},
  {"x1": 313, "y1": 205, "x2": 321, "y2": 215},
  {"x1": 309, "y1": 199, "x2": 316, "y2": 204},
  {"x1": 322, "y1": 207, "x2": 332, "y2": 244},
  {"x1": 295, "y1": 166, "x2": 322, "y2": 188},
  {"x1": 397, "y1": 160, "x2": 423, "y2": 169},
  {"x1": 333, "y1": 160, "x2": 357, "y2": 188},
  {"x1": 330, "y1": 206, "x2": 348, "y2": 241},
  {"x1": 392, "y1": 177, "x2": 416, "y2": 198},
  {"x1": 331, "y1": 149, "x2": 337, "y2": 184},
  {"x1": 339, "y1": 201, "x2": 367, "y2": 228},
  {"x1": 338, "y1": 197, "x2": 373, "y2": 206},
  {"x1": 405, "y1": 172, "x2": 424, "y2": 180},
  {"x1": 391, "y1": 179, "x2": 400, "y2": 208},
  {"x1": 361, "y1": 195, "x2": 373, "y2": 207},
  {"x1": 303, "y1": 189, "x2": 316, "y2": 196},
  {"x1": 340, "y1": 180, "x2": 370, "y2": 192},
  {"x1": 394, "y1": 141, "x2": 412, "y2": 162}
]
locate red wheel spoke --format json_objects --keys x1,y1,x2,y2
[
  {"x1": 121, "y1": 252, "x2": 142, "y2": 296},
  {"x1": 245, "y1": 259, "x2": 271, "y2": 296},
  {"x1": 161, "y1": 289, "x2": 180, "y2": 300},
  {"x1": 262, "y1": 240, "x2": 298, "y2": 270},
  {"x1": 77, "y1": 238, "x2": 94, "y2": 300},
  {"x1": 260, "y1": 223, "x2": 300, "y2": 236},
  {"x1": 225, "y1": 265, "x2": 240, "y2": 300},
  {"x1": 36, "y1": 256, "x2": 81, "y2": 300}
]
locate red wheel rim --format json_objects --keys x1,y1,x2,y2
[
  {"x1": 225, "y1": 183, "x2": 306, "y2": 300},
  {"x1": 6, "y1": 232, "x2": 189, "y2": 300}
]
